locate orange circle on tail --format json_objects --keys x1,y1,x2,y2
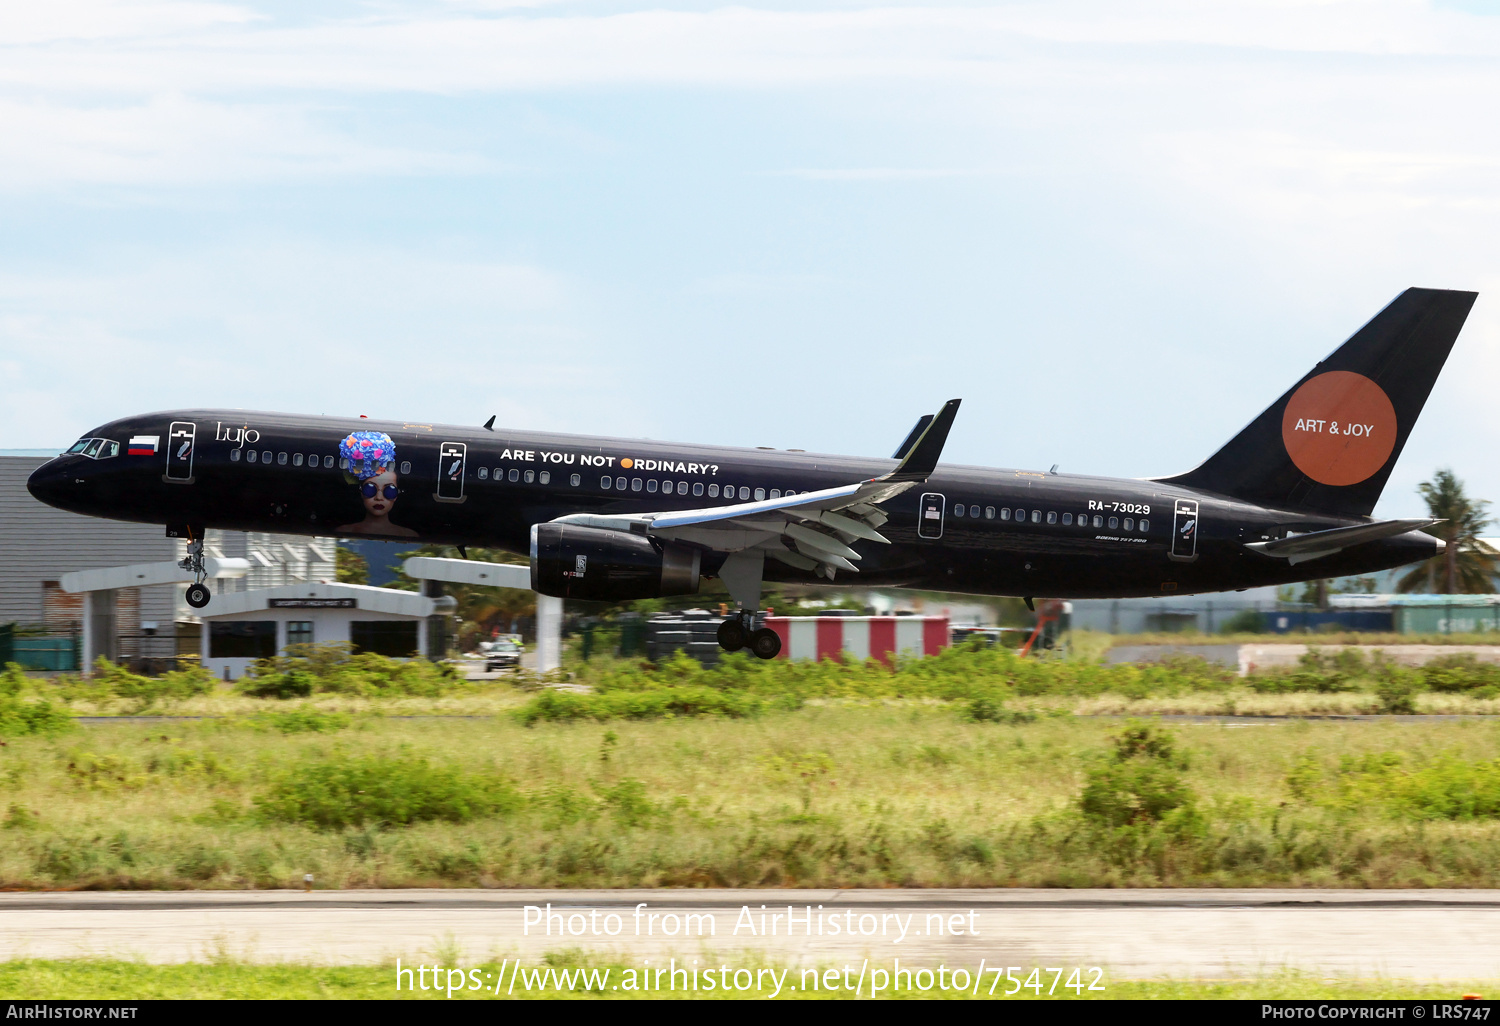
[{"x1": 1281, "y1": 371, "x2": 1397, "y2": 486}]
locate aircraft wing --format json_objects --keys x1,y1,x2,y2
[
  {"x1": 1244, "y1": 518, "x2": 1442, "y2": 565},
  {"x1": 551, "y1": 399, "x2": 960, "y2": 579}
]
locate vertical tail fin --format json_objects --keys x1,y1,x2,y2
[{"x1": 1157, "y1": 287, "x2": 1477, "y2": 517}]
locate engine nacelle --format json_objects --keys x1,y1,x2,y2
[{"x1": 530, "y1": 523, "x2": 701, "y2": 601}]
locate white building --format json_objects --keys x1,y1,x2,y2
[{"x1": 198, "y1": 582, "x2": 444, "y2": 680}]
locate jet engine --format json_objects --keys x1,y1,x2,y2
[{"x1": 530, "y1": 523, "x2": 701, "y2": 601}]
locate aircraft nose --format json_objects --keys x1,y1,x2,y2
[{"x1": 27, "y1": 457, "x2": 78, "y2": 511}]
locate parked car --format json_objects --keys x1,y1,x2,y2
[{"x1": 484, "y1": 640, "x2": 522, "y2": 671}]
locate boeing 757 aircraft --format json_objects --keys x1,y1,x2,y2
[{"x1": 27, "y1": 288, "x2": 1474, "y2": 659}]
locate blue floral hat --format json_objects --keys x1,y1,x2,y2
[{"x1": 340, "y1": 430, "x2": 396, "y2": 482}]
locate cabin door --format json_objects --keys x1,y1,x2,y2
[
  {"x1": 918, "y1": 492, "x2": 945, "y2": 540},
  {"x1": 435, "y1": 442, "x2": 468, "y2": 503}
]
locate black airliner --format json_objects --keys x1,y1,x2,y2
[{"x1": 27, "y1": 288, "x2": 1474, "y2": 659}]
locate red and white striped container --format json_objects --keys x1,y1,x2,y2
[{"x1": 763, "y1": 615, "x2": 949, "y2": 665}]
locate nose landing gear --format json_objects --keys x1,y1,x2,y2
[{"x1": 181, "y1": 536, "x2": 212, "y2": 609}]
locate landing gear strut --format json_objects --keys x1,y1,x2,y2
[
  {"x1": 181, "y1": 536, "x2": 212, "y2": 609},
  {"x1": 716, "y1": 611, "x2": 782, "y2": 660}
]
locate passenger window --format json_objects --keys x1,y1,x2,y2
[
  {"x1": 601, "y1": 476, "x2": 612, "y2": 489},
  {"x1": 1123, "y1": 517, "x2": 1134, "y2": 531},
  {"x1": 770, "y1": 489, "x2": 781, "y2": 499},
  {"x1": 954, "y1": 505, "x2": 965, "y2": 518},
  {"x1": 754, "y1": 488, "x2": 765, "y2": 501},
  {"x1": 1108, "y1": 516, "x2": 1118, "y2": 529},
  {"x1": 985, "y1": 506, "x2": 995, "y2": 519},
  {"x1": 278, "y1": 452, "x2": 288, "y2": 465},
  {"x1": 1139, "y1": 518, "x2": 1149, "y2": 532},
  {"x1": 647, "y1": 479, "x2": 659, "y2": 493},
  {"x1": 569, "y1": 473, "x2": 580, "y2": 487},
  {"x1": 709, "y1": 484, "x2": 719, "y2": 497},
  {"x1": 1000, "y1": 508, "x2": 1010, "y2": 521},
  {"x1": 678, "y1": 482, "x2": 687, "y2": 495},
  {"x1": 400, "y1": 461, "x2": 411, "y2": 475},
  {"x1": 293, "y1": 453, "x2": 304, "y2": 467},
  {"x1": 1046, "y1": 511, "x2": 1056, "y2": 524},
  {"x1": 694, "y1": 483, "x2": 704, "y2": 496},
  {"x1": 1093, "y1": 515, "x2": 1102, "y2": 528},
  {"x1": 261, "y1": 451, "x2": 271, "y2": 463},
  {"x1": 524, "y1": 470, "x2": 534, "y2": 484},
  {"x1": 630, "y1": 477, "x2": 641, "y2": 491},
  {"x1": 1030, "y1": 510, "x2": 1041, "y2": 524},
  {"x1": 739, "y1": 487, "x2": 750, "y2": 500},
  {"x1": 230, "y1": 449, "x2": 241, "y2": 462},
  {"x1": 478, "y1": 467, "x2": 489, "y2": 480},
  {"x1": 247, "y1": 450, "x2": 258, "y2": 463},
  {"x1": 327, "y1": 456, "x2": 336, "y2": 468},
  {"x1": 1062, "y1": 512, "x2": 1072, "y2": 525},
  {"x1": 539, "y1": 471, "x2": 550, "y2": 485}
]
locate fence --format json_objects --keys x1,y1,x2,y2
[{"x1": 0, "y1": 623, "x2": 80, "y2": 672}]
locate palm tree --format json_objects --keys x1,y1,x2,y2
[{"x1": 1395, "y1": 469, "x2": 1499, "y2": 594}]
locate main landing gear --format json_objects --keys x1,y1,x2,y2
[
  {"x1": 713, "y1": 549, "x2": 781, "y2": 659},
  {"x1": 181, "y1": 536, "x2": 211, "y2": 609},
  {"x1": 717, "y1": 611, "x2": 782, "y2": 660}
]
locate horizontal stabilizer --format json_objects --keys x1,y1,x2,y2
[{"x1": 1244, "y1": 518, "x2": 1441, "y2": 565}]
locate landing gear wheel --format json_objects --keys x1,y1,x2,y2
[
  {"x1": 748, "y1": 627, "x2": 782, "y2": 660},
  {"x1": 186, "y1": 582, "x2": 211, "y2": 609},
  {"x1": 717, "y1": 617, "x2": 747, "y2": 652}
]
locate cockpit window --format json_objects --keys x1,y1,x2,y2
[{"x1": 67, "y1": 438, "x2": 118, "y2": 459}]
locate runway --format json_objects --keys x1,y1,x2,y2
[{"x1": 3, "y1": 889, "x2": 1499, "y2": 980}]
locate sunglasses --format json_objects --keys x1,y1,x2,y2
[{"x1": 361, "y1": 482, "x2": 399, "y2": 500}]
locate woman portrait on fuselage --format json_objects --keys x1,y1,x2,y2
[{"x1": 337, "y1": 430, "x2": 419, "y2": 538}]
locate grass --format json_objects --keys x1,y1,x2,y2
[
  {"x1": 12, "y1": 708, "x2": 1500, "y2": 888},
  {"x1": 0, "y1": 958, "x2": 1491, "y2": 1000}
]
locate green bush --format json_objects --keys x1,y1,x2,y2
[
  {"x1": 1078, "y1": 721, "x2": 1195, "y2": 826},
  {"x1": 241, "y1": 645, "x2": 462, "y2": 699},
  {"x1": 582, "y1": 646, "x2": 1239, "y2": 702},
  {"x1": 90, "y1": 658, "x2": 214, "y2": 703},
  {"x1": 515, "y1": 685, "x2": 774, "y2": 726},
  {"x1": 1374, "y1": 674, "x2": 1419, "y2": 714},
  {"x1": 0, "y1": 692, "x2": 74, "y2": 738},
  {"x1": 1078, "y1": 760, "x2": 1196, "y2": 827},
  {"x1": 1420, "y1": 653, "x2": 1500, "y2": 695},
  {"x1": 238, "y1": 670, "x2": 315, "y2": 700},
  {"x1": 254, "y1": 753, "x2": 522, "y2": 830},
  {"x1": 1295, "y1": 749, "x2": 1500, "y2": 821}
]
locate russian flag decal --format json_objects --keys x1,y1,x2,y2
[{"x1": 128, "y1": 435, "x2": 159, "y2": 456}]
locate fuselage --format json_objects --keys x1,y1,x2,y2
[{"x1": 26, "y1": 409, "x2": 1440, "y2": 599}]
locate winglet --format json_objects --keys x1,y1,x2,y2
[
  {"x1": 891, "y1": 414, "x2": 934, "y2": 459},
  {"x1": 883, "y1": 399, "x2": 960, "y2": 482}
]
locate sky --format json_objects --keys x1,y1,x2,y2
[{"x1": 2, "y1": 0, "x2": 1499, "y2": 522}]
